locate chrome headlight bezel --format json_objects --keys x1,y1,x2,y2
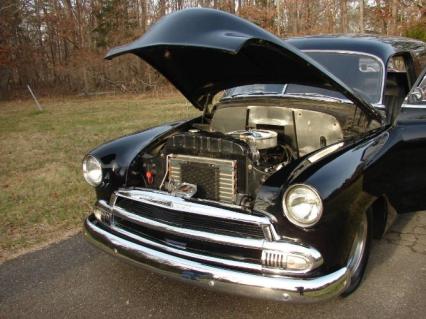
[
  {"x1": 282, "y1": 184, "x2": 323, "y2": 228},
  {"x1": 82, "y1": 155, "x2": 103, "y2": 187}
]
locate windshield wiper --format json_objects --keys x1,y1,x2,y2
[{"x1": 284, "y1": 92, "x2": 350, "y2": 103}]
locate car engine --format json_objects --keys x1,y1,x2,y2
[
  {"x1": 138, "y1": 104, "x2": 345, "y2": 208},
  {"x1": 140, "y1": 128, "x2": 293, "y2": 208}
]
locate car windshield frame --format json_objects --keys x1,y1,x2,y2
[
  {"x1": 224, "y1": 84, "x2": 287, "y2": 98},
  {"x1": 222, "y1": 50, "x2": 385, "y2": 106},
  {"x1": 303, "y1": 50, "x2": 385, "y2": 105}
]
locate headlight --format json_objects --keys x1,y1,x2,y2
[
  {"x1": 283, "y1": 184, "x2": 323, "y2": 228},
  {"x1": 82, "y1": 155, "x2": 103, "y2": 187}
]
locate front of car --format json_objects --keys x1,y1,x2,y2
[{"x1": 83, "y1": 8, "x2": 384, "y2": 302}]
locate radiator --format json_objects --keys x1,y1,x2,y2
[{"x1": 169, "y1": 154, "x2": 237, "y2": 203}]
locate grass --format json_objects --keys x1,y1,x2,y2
[{"x1": 0, "y1": 94, "x2": 198, "y2": 260}]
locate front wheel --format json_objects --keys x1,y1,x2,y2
[{"x1": 342, "y1": 209, "x2": 373, "y2": 296}]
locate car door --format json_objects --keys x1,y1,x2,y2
[{"x1": 391, "y1": 68, "x2": 426, "y2": 212}]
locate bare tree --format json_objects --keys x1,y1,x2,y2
[
  {"x1": 391, "y1": 0, "x2": 399, "y2": 34},
  {"x1": 340, "y1": 0, "x2": 348, "y2": 33},
  {"x1": 2, "y1": 0, "x2": 424, "y2": 98},
  {"x1": 359, "y1": 0, "x2": 364, "y2": 32}
]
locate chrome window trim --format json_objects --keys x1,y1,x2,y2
[
  {"x1": 221, "y1": 92, "x2": 285, "y2": 100},
  {"x1": 401, "y1": 103, "x2": 426, "y2": 109},
  {"x1": 222, "y1": 93, "x2": 352, "y2": 104},
  {"x1": 301, "y1": 50, "x2": 386, "y2": 105},
  {"x1": 221, "y1": 84, "x2": 288, "y2": 100},
  {"x1": 373, "y1": 103, "x2": 386, "y2": 109},
  {"x1": 282, "y1": 93, "x2": 351, "y2": 103}
]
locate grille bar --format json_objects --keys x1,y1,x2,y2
[
  {"x1": 110, "y1": 222, "x2": 263, "y2": 271},
  {"x1": 115, "y1": 189, "x2": 274, "y2": 226},
  {"x1": 115, "y1": 197, "x2": 266, "y2": 240},
  {"x1": 112, "y1": 204, "x2": 265, "y2": 250}
]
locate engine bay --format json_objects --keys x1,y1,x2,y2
[
  {"x1": 134, "y1": 102, "x2": 356, "y2": 209},
  {"x1": 140, "y1": 128, "x2": 293, "y2": 208}
]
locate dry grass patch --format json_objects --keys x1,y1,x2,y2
[{"x1": 0, "y1": 94, "x2": 198, "y2": 261}]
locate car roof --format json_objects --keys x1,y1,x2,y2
[{"x1": 285, "y1": 34, "x2": 426, "y2": 64}]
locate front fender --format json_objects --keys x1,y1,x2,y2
[
  {"x1": 254, "y1": 130, "x2": 388, "y2": 273},
  {"x1": 87, "y1": 119, "x2": 194, "y2": 200}
]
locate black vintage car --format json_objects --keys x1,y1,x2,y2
[{"x1": 83, "y1": 8, "x2": 426, "y2": 302}]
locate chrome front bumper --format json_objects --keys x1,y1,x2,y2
[{"x1": 84, "y1": 214, "x2": 350, "y2": 303}]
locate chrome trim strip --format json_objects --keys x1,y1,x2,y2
[
  {"x1": 113, "y1": 205, "x2": 265, "y2": 249},
  {"x1": 84, "y1": 216, "x2": 349, "y2": 303},
  {"x1": 401, "y1": 103, "x2": 426, "y2": 109},
  {"x1": 97, "y1": 200, "x2": 112, "y2": 212},
  {"x1": 116, "y1": 188, "x2": 277, "y2": 241},
  {"x1": 110, "y1": 224, "x2": 263, "y2": 272},
  {"x1": 346, "y1": 211, "x2": 368, "y2": 274},
  {"x1": 225, "y1": 93, "x2": 352, "y2": 104},
  {"x1": 283, "y1": 93, "x2": 351, "y2": 103},
  {"x1": 373, "y1": 103, "x2": 386, "y2": 109},
  {"x1": 115, "y1": 189, "x2": 272, "y2": 226},
  {"x1": 307, "y1": 142, "x2": 344, "y2": 163}
]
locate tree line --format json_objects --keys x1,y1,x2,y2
[{"x1": 0, "y1": 0, "x2": 424, "y2": 99}]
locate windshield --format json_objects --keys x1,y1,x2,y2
[{"x1": 222, "y1": 51, "x2": 384, "y2": 104}]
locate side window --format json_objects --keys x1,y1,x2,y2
[
  {"x1": 405, "y1": 69, "x2": 426, "y2": 106},
  {"x1": 384, "y1": 55, "x2": 410, "y2": 110}
]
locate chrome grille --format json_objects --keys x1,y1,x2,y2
[
  {"x1": 116, "y1": 197, "x2": 265, "y2": 239},
  {"x1": 92, "y1": 189, "x2": 323, "y2": 275},
  {"x1": 108, "y1": 189, "x2": 270, "y2": 271},
  {"x1": 169, "y1": 154, "x2": 237, "y2": 203}
]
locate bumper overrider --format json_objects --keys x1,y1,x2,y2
[{"x1": 84, "y1": 189, "x2": 351, "y2": 302}]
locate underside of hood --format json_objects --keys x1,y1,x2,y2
[{"x1": 105, "y1": 8, "x2": 381, "y2": 122}]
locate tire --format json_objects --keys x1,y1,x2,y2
[{"x1": 341, "y1": 209, "x2": 373, "y2": 297}]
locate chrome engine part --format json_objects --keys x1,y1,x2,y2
[
  {"x1": 168, "y1": 154, "x2": 237, "y2": 204},
  {"x1": 227, "y1": 129, "x2": 278, "y2": 150},
  {"x1": 171, "y1": 182, "x2": 197, "y2": 199}
]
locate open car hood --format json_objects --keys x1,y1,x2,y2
[{"x1": 105, "y1": 8, "x2": 381, "y2": 122}]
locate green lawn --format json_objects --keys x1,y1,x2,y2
[{"x1": 0, "y1": 94, "x2": 198, "y2": 260}]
